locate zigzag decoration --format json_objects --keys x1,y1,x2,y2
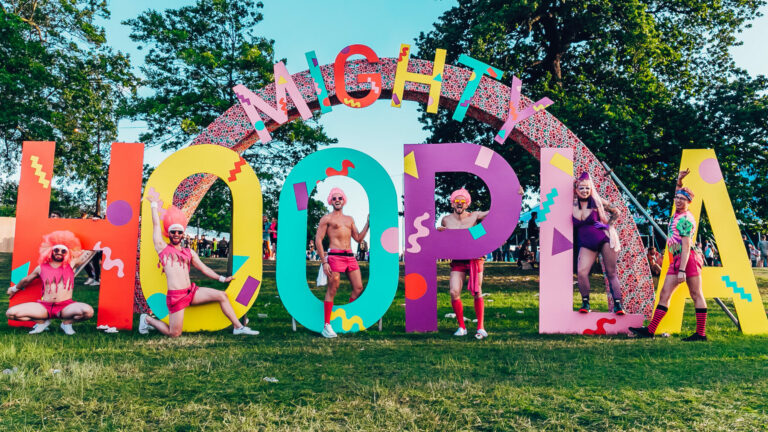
[
  {"x1": 366, "y1": 77, "x2": 381, "y2": 94},
  {"x1": 29, "y1": 156, "x2": 50, "y2": 188},
  {"x1": 398, "y1": 46, "x2": 409, "y2": 62},
  {"x1": 278, "y1": 97, "x2": 287, "y2": 114},
  {"x1": 235, "y1": 93, "x2": 252, "y2": 106},
  {"x1": 330, "y1": 308, "x2": 365, "y2": 331},
  {"x1": 343, "y1": 98, "x2": 362, "y2": 108},
  {"x1": 228, "y1": 158, "x2": 247, "y2": 182},
  {"x1": 721, "y1": 275, "x2": 752, "y2": 302},
  {"x1": 537, "y1": 188, "x2": 559, "y2": 223}
]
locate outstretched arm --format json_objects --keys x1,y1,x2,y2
[
  {"x1": 476, "y1": 210, "x2": 490, "y2": 221},
  {"x1": 8, "y1": 266, "x2": 41, "y2": 298},
  {"x1": 146, "y1": 195, "x2": 167, "y2": 254},
  {"x1": 676, "y1": 169, "x2": 690, "y2": 191},
  {"x1": 190, "y1": 250, "x2": 233, "y2": 283},
  {"x1": 351, "y1": 215, "x2": 370, "y2": 243}
]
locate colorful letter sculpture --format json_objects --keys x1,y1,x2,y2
[
  {"x1": 391, "y1": 44, "x2": 446, "y2": 113},
  {"x1": 140, "y1": 145, "x2": 263, "y2": 332},
  {"x1": 403, "y1": 143, "x2": 522, "y2": 332},
  {"x1": 10, "y1": 141, "x2": 144, "y2": 329},
  {"x1": 276, "y1": 148, "x2": 399, "y2": 334},
  {"x1": 655, "y1": 149, "x2": 768, "y2": 334},
  {"x1": 334, "y1": 44, "x2": 381, "y2": 109},
  {"x1": 538, "y1": 149, "x2": 644, "y2": 334}
]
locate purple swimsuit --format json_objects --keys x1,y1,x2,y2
[{"x1": 573, "y1": 210, "x2": 610, "y2": 252}]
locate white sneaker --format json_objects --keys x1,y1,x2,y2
[
  {"x1": 92, "y1": 280, "x2": 100, "y2": 286},
  {"x1": 321, "y1": 323, "x2": 338, "y2": 338},
  {"x1": 60, "y1": 323, "x2": 75, "y2": 335},
  {"x1": 453, "y1": 327, "x2": 468, "y2": 336},
  {"x1": 233, "y1": 326, "x2": 259, "y2": 335},
  {"x1": 475, "y1": 329, "x2": 488, "y2": 340},
  {"x1": 29, "y1": 320, "x2": 51, "y2": 334},
  {"x1": 138, "y1": 314, "x2": 154, "y2": 335}
]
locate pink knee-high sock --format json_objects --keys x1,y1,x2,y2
[
  {"x1": 451, "y1": 299, "x2": 465, "y2": 329},
  {"x1": 647, "y1": 305, "x2": 668, "y2": 334},
  {"x1": 474, "y1": 296, "x2": 484, "y2": 330},
  {"x1": 324, "y1": 301, "x2": 333, "y2": 325},
  {"x1": 695, "y1": 308, "x2": 707, "y2": 336}
]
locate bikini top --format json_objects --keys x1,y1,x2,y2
[
  {"x1": 158, "y1": 244, "x2": 193, "y2": 272},
  {"x1": 40, "y1": 262, "x2": 74, "y2": 293},
  {"x1": 572, "y1": 209, "x2": 609, "y2": 231}
]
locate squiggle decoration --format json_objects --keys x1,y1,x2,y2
[
  {"x1": 325, "y1": 159, "x2": 355, "y2": 176},
  {"x1": 582, "y1": 317, "x2": 616, "y2": 335},
  {"x1": 533, "y1": 103, "x2": 548, "y2": 112},
  {"x1": 366, "y1": 77, "x2": 381, "y2": 94},
  {"x1": 236, "y1": 92, "x2": 252, "y2": 106},
  {"x1": 330, "y1": 308, "x2": 365, "y2": 331},
  {"x1": 29, "y1": 156, "x2": 50, "y2": 188},
  {"x1": 279, "y1": 97, "x2": 287, "y2": 113},
  {"x1": 722, "y1": 275, "x2": 752, "y2": 302},
  {"x1": 537, "y1": 188, "x2": 559, "y2": 223},
  {"x1": 228, "y1": 158, "x2": 247, "y2": 182},
  {"x1": 343, "y1": 98, "x2": 362, "y2": 108},
  {"x1": 407, "y1": 212, "x2": 430, "y2": 253},
  {"x1": 93, "y1": 241, "x2": 125, "y2": 278},
  {"x1": 398, "y1": 46, "x2": 409, "y2": 62}
]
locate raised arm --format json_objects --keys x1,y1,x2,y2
[
  {"x1": 8, "y1": 265, "x2": 41, "y2": 298},
  {"x1": 476, "y1": 210, "x2": 490, "y2": 221},
  {"x1": 190, "y1": 250, "x2": 233, "y2": 283},
  {"x1": 351, "y1": 215, "x2": 370, "y2": 243},
  {"x1": 601, "y1": 198, "x2": 620, "y2": 226},
  {"x1": 676, "y1": 169, "x2": 690, "y2": 192},
  {"x1": 146, "y1": 195, "x2": 167, "y2": 254}
]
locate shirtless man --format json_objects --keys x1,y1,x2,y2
[
  {"x1": 439, "y1": 188, "x2": 490, "y2": 339},
  {"x1": 138, "y1": 198, "x2": 258, "y2": 337},
  {"x1": 6, "y1": 230, "x2": 94, "y2": 335},
  {"x1": 315, "y1": 187, "x2": 369, "y2": 338}
]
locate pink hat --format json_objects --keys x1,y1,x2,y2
[
  {"x1": 162, "y1": 205, "x2": 188, "y2": 236},
  {"x1": 327, "y1": 187, "x2": 347, "y2": 205},
  {"x1": 450, "y1": 188, "x2": 471, "y2": 206}
]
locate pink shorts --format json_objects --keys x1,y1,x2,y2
[
  {"x1": 450, "y1": 259, "x2": 484, "y2": 273},
  {"x1": 666, "y1": 252, "x2": 703, "y2": 278},
  {"x1": 37, "y1": 299, "x2": 75, "y2": 318},
  {"x1": 166, "y1": 284, "x2": 199, "y2": 314},
  {"x1": 327, "y1": 249, "x2": 359, "y2": 273}
]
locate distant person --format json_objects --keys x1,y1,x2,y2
[
  {"x1": 269, "y1": 217, "x2": 278, "y2": 256},
  {"x1": 262, "y1": 215, "x2": 272, "y2": 259},
  {"x1": 743, "y1": 234, "x2": 750, "y2": 255},
  {"x1": 357, "y1": 238, "x2": 368, "y2": 262},
  {"x1": 749, "y1": 243, "x2": 759, "y2": 267},
  {"x1": 647, "y1": 246, "x2": 662, "y2": 276},
  {"x1": 704, "y1": 242, "x2": 715, "y2": 266},
  {"x1": 758, "y1": 234, "x2": 768, "y2": 268},
  {"x1": 631, "y1": 169, "x2": 707, "y2": 341},
  {"x1": 527, "y1": 212, "x2": 539, "y2": 241},
  {"x1": 517, "y1": 239, "x2": 536, "y2": 269},
  {"x1": 218, "y1": 238, "x2": 228, "y2": 258}
]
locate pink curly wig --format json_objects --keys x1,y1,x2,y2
[
  {"x1": 327, "y1": 187, "x2": 347, "y2": 205},
  {"x1": 450, "y1": 188, "x2": 471, "y2": 206},
  {"x1": 38, "y1": 230, "x2": 82, "y2": 265},
  {"x1": 162, "y1": 205, "x2": 188, "y2": 236}
]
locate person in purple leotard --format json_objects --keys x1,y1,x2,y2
[{"x1": 573, "y1": 172, "x2": 624, "y2": 315}]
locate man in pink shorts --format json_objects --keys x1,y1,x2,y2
[
  {"x1": 315, "y1": 187, "x2": 369, "y2": 338},
  {"x1": 6, "y1": 231, "x2": 93, "y2": 335},
  {"x1": 631, "y1": 169, "x2": 707, "y2": 341},
  {"x1": 138, "y1": 197, "x2": 258, "y2": 337},
  {"x1": 439, "y1": 188, "x2": 490, "y2": 339}
]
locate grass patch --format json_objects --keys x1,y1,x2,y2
[{"x1": 1, "y1": 253, "x2": 767, "y2": 430}]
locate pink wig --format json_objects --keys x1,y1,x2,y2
[
  {"x1": 327, "y1": 187, "x2": 347, "y2": 205},
  {"x1": 38, "y1": 230, "x2": 82, "y2": 265},
  {"x1": 450, "y1": 188, "x2": 471, "y2": 206},
  {"x1": 162, "y1": 205, "x2": 188, "y2": 236}
]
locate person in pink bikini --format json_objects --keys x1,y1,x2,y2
[
  {"x1": 138, "y1": 197, "x2": 258, "y2": 337},
  {"x1": 6, "y1": 231, "x2": 93, "y2": 335},
  {"x1": 315, "y1": 187, "x2": 369, "y2": 338}
]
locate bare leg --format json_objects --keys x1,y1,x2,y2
[
  {"x1": 448, "y1": 271, "x2": 465, "y2": 301},
  {"x1": 325, "y1": 272, "x2": 340, "y2": 302},
  {"x1": 686, "y1": 275, "x2": 706, "y2": 308},
  {"x1": 59, "y1": 302, "x2": 94, "y2": 324},
  {"x1": 347, "y1": 269, "x2": 364, "y2": 300},
  {"x1": 6, "y1": 302, "x2": 49, "y2": 321},
  {"x1": 656, "y1": 274, "x2": 681, "y2": 308},
  {"x1": 577, "y1": 248, "x2": 599, "y2": 298},
  {"x1": 599, "y1": 243, "x2": 622, "y2": 301},
  {"x1": 145, "y1": 311, "x2": 185, "y2": 338},
  {"x1": 191, "y1": 287, "x2": 243, "y2": 329}
]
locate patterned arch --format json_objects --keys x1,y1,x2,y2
[{"x1": 170, "y1": 55, "x2": 654, "y2": 317}]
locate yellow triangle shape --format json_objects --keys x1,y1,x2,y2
[
  {"x1": 278, "y1": 76, "x2": 287, "y2": 85},
  {"x1": 404, "y1": 151, "x2": 418, "y2": 178}
]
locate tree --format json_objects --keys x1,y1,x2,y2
[
  {"x1": 416, "y1": 0, "x2": 768, "y2": 229},
  {"x1": 0, "y1": 1, "x2": 138, "y2": 215},
  {"x1": 124, "y1": 0, "x2": 337, "y2": 233}
]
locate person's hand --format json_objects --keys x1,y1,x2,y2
[
  {"x1": 223, "y1": 276, "x2": 235, "y2": 283},
  {"x1": 7, "y1": 286, "x2": 18, "y2": 298},
  {"x1": 367, "y1": 214, "x2": 370, "y2": 223},
  {"x1": 677, "y1": 169, "x2": 690, "y2": 182},
  {"x1": 437, "y1": 226, "x2": 447, "y2": 232},
  {"x1": 322, "y1": 262, "x2": 332, "y2": 277},
  {"x1": 518, "y1": 186, "x2": 524, "y2": 196},
  {"x1": 677, "y1": 271, "x2": 686, "y2": 284},
  {"x1": 146, "y1": 193, "x2": 161, "y2": 204}
]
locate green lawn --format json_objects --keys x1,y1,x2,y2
[{"x1": 1, "y1": 252, "x2": 767, "y2": 431}]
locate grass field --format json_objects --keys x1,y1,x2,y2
[{"x1": 1, "y1": 252, "x2": 767, "y2": 431}]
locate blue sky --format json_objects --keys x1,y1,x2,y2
[{"x1": 100, "y1": 1, "x2": 768, "y2": 241}]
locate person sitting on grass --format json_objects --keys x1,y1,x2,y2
[
  {"x1": 630, "y1": 169, "x2": 708, "y2": 341},
  {"x1": 6, "y1": 231, "x2": 93, "y2": 335},
  {"x1": 138, "y1": 197, "x2": 258, "y2": 337}
]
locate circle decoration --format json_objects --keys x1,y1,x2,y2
[
  {"x1": 699, "y1": 158, "x2": 723, "y2": 184},
  {"x1": 106, "y1": 200, "x2": 133, "y2": 226}
]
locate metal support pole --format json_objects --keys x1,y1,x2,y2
[{"x1": 601, "y1": 162, "x2": 740, "y2": 330}]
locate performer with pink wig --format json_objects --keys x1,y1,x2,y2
[
  {"x1": 572, "y1": 172, "x2": 625, "y2": 315},
  {"x1": 438, "y1": 188, "x2": 491, "y2": 339},
  {"x1": 6, "y1": 231, "x2": 93, "y2": 335},
  {"x1": 315, "y1": 187, "x2": 369, "y2": 338},
  {"x1": 138, "y1": 196, "x2": 258, "y2": 337}
]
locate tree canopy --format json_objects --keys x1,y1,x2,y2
[{"x1": 417, "y1": 0, "x2": 768, "y2": 231}]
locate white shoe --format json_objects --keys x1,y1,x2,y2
[
  {"x1": 138, "y1": 314, "x2": 154, "y2": 335},
  {"x1": 60, "y1": 323, "x2": 75, "y2": 335},
  {"x1": 475, "y1": 329, "x2": 488, "y2": 340},
  {"x1": 92, "y1": 280, "x2": 100, "y2": 286},
  {"x1": 84, "y1": 278, "x2": 95, "y2": 285},
  {"x1": 233, "y1": 326, "x2": 259, "y2": 335},
  {"x1": 453, "y1": 327, "x2": 468, "y2": 336},
  {"x1": 29, "y1": 320, "x2": 51, "y2": 334},
  {"x1": 321, "y1": 323, "x2": 338, "y2": 338}
]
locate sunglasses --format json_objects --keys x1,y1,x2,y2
[
  {"x1": 52, "y1": 248, "x2": 67, "y2": 254},
  {"x1": 331, "y1": 196, "x2": 344, "y2": 202},
  {"x1": 169, "y1": 230, "x2": 184, "y2": 235},
  {"x1": 453, "y1": 198, "x2": 467, "y2": 204}
]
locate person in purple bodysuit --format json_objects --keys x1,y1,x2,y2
[{"x1": 573, "y1": 172, "x2": 624, "y2": 315}]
